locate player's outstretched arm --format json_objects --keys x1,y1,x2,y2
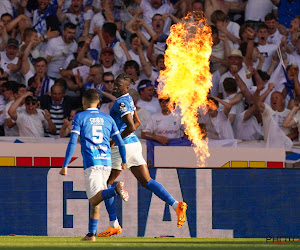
[{"x1": 60, "y1": 132, "x2": 79, "y2": 176}]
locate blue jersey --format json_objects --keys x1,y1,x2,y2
[
  {"x1": 110, "y1": 93, "x2": 139, "y2": 144},
  {"x1": 71, "y1": 108, "x2": 120, "y2": 169}
]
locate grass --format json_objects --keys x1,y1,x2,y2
[{"x1": 0, "y1": 237, "x2": 300, "y2": 249}]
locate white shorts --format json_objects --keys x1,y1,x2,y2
[
  {"x1": 111, "y1": 141, "x2": 146, "y2": 170},
  {"x1": 84, "y1": 165, "x2": 111, "y2": 199}
]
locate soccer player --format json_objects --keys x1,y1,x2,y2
[
  {"x1": 59, "y1": 89, "x2": 129, "y2": 242},
  {"x1": 97, "y1": 73, "x2": 187, "y2": 237}
]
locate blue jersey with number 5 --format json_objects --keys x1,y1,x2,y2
[{"x1": 71, "y1": 108, "x2": 120, "y2": 169}]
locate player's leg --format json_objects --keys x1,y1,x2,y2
[
  {"x1": 98, "y1": 149, "x2": 125, "y2": 237},
  {"x1": 131, "y1": 164, "x2": 187, "y2": 227},
  {"x1": 84, "y1": 166, "x2": 128, "y2": 240},
  {"x1": 81, "y1": 204, "x2": 100, "y2": 241}
]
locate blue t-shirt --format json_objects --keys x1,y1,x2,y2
[
  {"x1": 71, "y1": 108, "x2": 120, "y2": 169},
  {"x1": 110, "y1": 93, "x2": 139, "y2": 144}
]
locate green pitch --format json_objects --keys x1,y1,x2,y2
[{"x1": 0, "y1": 237, "x2": 299, "y2": 249}]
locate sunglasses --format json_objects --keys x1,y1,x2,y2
[
  {"x1": 159, "y1": 98, "x2": 170, "y2": 103},
  {"x1": 25, "y1": 101, "x2": 37, "y2": 105},
  {"x1": 104, "y1": 80, "x2": 114, "y2": 83}
]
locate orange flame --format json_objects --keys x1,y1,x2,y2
[{"x1": 158, "y1": 12, "x2": 212, "y2": 167}]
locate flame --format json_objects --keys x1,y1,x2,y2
[{"x1": 158, "y1": 12, "x2": 212, "y2": 167}]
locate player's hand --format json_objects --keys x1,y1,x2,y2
[
  {"x1": 60, "y1": 167, "x2": 67, "y2": 176},
  {"x1": 121, "y1": 163, "x2": 127, "y2": 170}
]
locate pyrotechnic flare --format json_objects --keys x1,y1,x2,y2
[{"x1": 158, "y1": 12, "x2": 212, "y2": 167}]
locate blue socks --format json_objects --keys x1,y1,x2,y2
[
  {"x1": 104, "y1": 185, "x2": 118, "y2": 221},
  {"x1": 145, "y1": 179, "x2": 176, "y2": 206},
  {"x1": 102, "y1": 186, "x2": 117, "y2": 200},
  {"x1": 89, "y1": 218, "x2": 98, "y2": 234}
]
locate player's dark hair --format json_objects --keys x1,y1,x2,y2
[{"x1": 83, "y1": 89, "x2": 100, "y2": 103}]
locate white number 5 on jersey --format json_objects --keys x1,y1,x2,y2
[{"x1": 92, "y1": 125, "x2": 103, "y2": 143}]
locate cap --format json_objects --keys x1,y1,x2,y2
[
  {"x1": 229, "y1": 49, "x2": 243, "y2": 58},
  {"x1": 7, "y1": 38, "x2": 19, "y2": 48},
  {"x1": 137, "y1": 81, "x2": 154, "y2": 92},
  {"x1": 25, "y1": 96, "x2": 38, "y2": 102},
  {"x1": 101, "y1": 47, "x2": 114, "y2": 55}
]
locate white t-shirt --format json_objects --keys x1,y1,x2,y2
[
  {"x1": 0, "y1": 0, "x2": 13, "y2": 17},
  {"x1": 292, "y1": 110, "x2": 300, "y2": 141},
  {"x1": 211, "y1": 40, "x2": 234, "y2": 73},
  {"x1": 139, "y1": 0, "x2": 175, "y2": 35},
  {"x1": 257, "y1": 43, "x2": 278, "y2": 72},
  {"x1": 245, "y1": 0, "x2": 276, "y2": 22},
  {"x1": 218, "y1": 65, "x2": 254, "y2": 98},
  {"x1": 16, "y1": 109, "x2": 49, "y2": 137},
  {"x1": 267, "y1": 29, "x2": 283, "y2": 46},
  {"x1": 226, "y1": 21, "x2": 240, "y2": 49},
  {"x1": 135, "y1": 107, "x2": 151, "y2": 139},
  {"x1": 235, "y1": 110, "x2": 264, "y2": 140},
  {"x1": 0, "y1": 94, "x2": 5, "y2": 126},
  {"x1": 45, "y1": 36, "x2": 78, "y2": 78},
  {"x1": 88, "y1": 12, "x2": 105, "y2": 34},
  {"x1": 198, "y1": 110, "x2": 234, "y2": 140},
  {"x1": 262, "y1": 104, "x2": 293, "y2": 139},
  {"x1": 137, "y1": 97, "x2": 161, "y2": 114},
  {"x1": 0, "y1": 51, "x2": 22, "y2": 83},
  {"x1": 143, "y1": 111, "x2": 184, "y2": 139}
]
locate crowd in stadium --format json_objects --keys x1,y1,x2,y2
[{"x1": 0, "y1": 0, "x2": 299, "y2": 145}]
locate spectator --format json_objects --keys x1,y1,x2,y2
[
  {"x1": 211, "y1": 9, "x2": 241, "y2": 48},
  {"x1": 137, "y1": 79, "x2": 161, "y2": 114},
  {"x1": 57, "y1": 0, "x2": 93, "y2": 40},
  {"x1": 31, "y1": 0, "x2": 60, "y2": 37},
  {"x1": 40, "y1": 82, "x2": 73, "y2": 137},
  {"x1": 0, "y1": 38, "x2": 22, "y2": 82},
  {"x1": 256, "y1": 24, "x2": 278, "y2": 72},
  {"x1": 218, "y1": 49, "x2": 254, "y2": 99},
  {"x1": 45, "y1": 22, "x2": 77, "y2": 79},
  {"x1": 271, "y1": 0, "x2": 300, "y2": 28},
  {"x1": 265, "y1": 13, "x2": 284, "y2": 46},
  {"x1": 3, "y1": 83, "x2": 26, "y2": 136},
  {"x1": 197, "y1": 96, "x2": 234, "y2": 139},
  {"x1": 99, "y1": 72, "x2": 116, "y2": 114},
  {"x1": 128, "y1": 88, "x2": 151, "y2": 139},
  {"x1": 253, "y1": 85, "x2": 298, "y2": 141},
  {"x1": 141, "y1": 96, "x2": 185, "y2": 145},
  {"x1": 8, "y1": 92, "x2": 56, "y2": 137},
  {"x1": 60, "y1": 108, "x2": 78, "y2": 138}
]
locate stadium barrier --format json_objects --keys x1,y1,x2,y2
[{"x1": 0, "y1": 138, "x2": 299, "y2": 238}]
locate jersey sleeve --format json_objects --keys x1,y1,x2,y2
[
  {"x1": 110, "y1": 117, "x2": 120, "y2": 137},
  {"x1": 71, "y1": 114, "x2": 81, "y2": 135},
  {"x1": 118, "y1": 99, "x2": 131, "y2": 118}
]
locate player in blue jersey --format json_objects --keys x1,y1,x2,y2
[
  {"x1": 59, "y1": 89, "x2": 129, "y2": 242},
  {"x1": 97, "y1": 73, "x2": 187, "y2": 237}
]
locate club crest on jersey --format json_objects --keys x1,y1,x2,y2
[{"x1": 119, "y1": 103, "x2": 127, "y2": 112}]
